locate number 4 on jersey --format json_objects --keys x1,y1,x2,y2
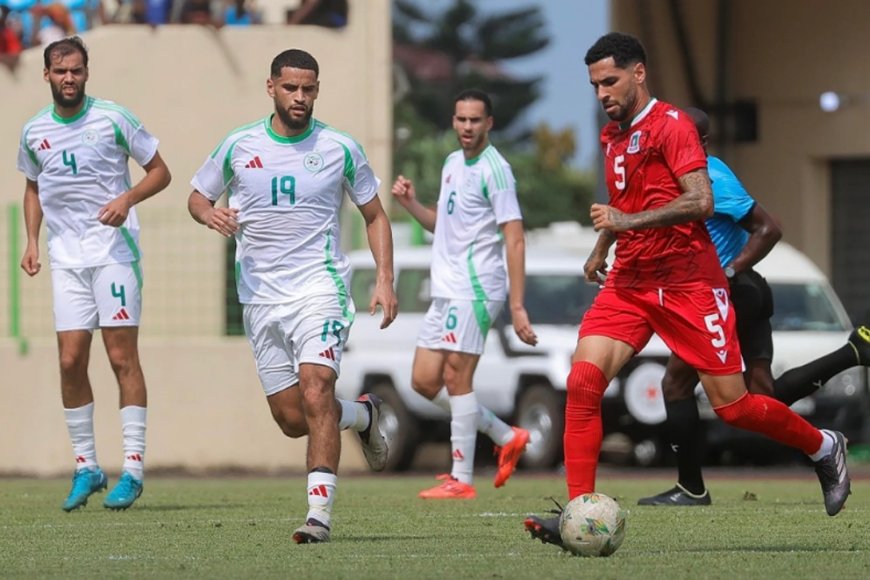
[{"x1": 62, "y1": 150, "x2": 78, "y2": 175}]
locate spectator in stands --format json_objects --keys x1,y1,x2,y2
[
  {"x1": 286, "y1": 0, "x2": 347, "y2": 28},
  {"x1": 223, "y1": 0, "x2": 259, "y2": 26},
  {"x1": 31, "y1": 3, "x2": 76, "y2": 48},
  {"x1": 1, "y1": 3, "x2": 23, "y2": 71},
  {"x1": 179, "y1": 0, "x2": 215, "y2": 25}
]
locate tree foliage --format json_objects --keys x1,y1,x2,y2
[{"x1": 393, "y1": 0, "x2": 548, "y2": 133}]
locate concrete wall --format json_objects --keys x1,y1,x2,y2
[
  {"x1": 611, "y1": 0, "x2": 870, "y2": 273},
  {"x1": 0, "y1": 7, "x2": 390, "y2": 475}
]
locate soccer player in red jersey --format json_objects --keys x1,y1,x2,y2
[{"x1": 525, "y1": 32, "x2": 851, "y2": 548}]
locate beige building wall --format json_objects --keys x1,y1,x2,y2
[
  {"x1": 0, "y1": 7, "x2": 390, "y2": 475},
  {"x1": 611, "y1": 0, "x2": 870, "y2": 273}
]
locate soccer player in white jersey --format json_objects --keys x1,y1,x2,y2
[
  {"x1": 188, "y1": 49, "x2": 398, "y2": 544},
  {"x1": 391, "y1": 89, "x2": 538, "y2": 499},
  {"x1": 17, "y1": 37, "x2": 172, "y2": 511}
]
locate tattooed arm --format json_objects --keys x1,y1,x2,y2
[{"x1": 590, "y1": 168, "x2": 714, "y2": 233}]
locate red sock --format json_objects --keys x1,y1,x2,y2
[
  {"x1": 714, "y1": 392, "x2": 823, "y2": 455},
  {"x1": 564, "y1": 361, "x2": 609, "y2": 499}
]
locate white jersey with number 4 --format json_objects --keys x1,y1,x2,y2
[
  {"x1": 430, "y1": 144, "x2": 522, "y2": 301},
  {"x1": 191, "y1": 116, "x2": 380, "y2": 305},
  {"x1": 16, "y1": 96, "x2": 159, "y2": 269}
]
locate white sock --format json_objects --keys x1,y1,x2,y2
[
  {"x1": 449, "y1": 392, "x2": 479, "y2": 485},
  {"x1": 435, "y1": 389, "x2": 513, "y2": 446},
  {"x1": 306, "y1": 471, "x2": 337, "y2": 528},
  {"x1": 478, "y1": 406, "x2": 514, "y2": 446},
  {"x1": 64, "y1": 402, "x2": 98, "y2": 471},
  {"x1": 120, "y1": 406, "x2": 146, "y2": 480},
  {"x1": 337, "y1": 399, "x2": 369, "y2": 432},
  {"x1": 809, "y1": 430, "x2": 835, "y2": 462}
]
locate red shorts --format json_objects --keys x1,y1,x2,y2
[{"x1": 579, "y1": 286, "x2": 743, "y2": 375}]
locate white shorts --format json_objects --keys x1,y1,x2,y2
[
  {"x1": 417, "y1": 298, "x2": 503, "y2": 355},
  {"x1": 243, "y1": 295, "x2": 355, "y2": 397},
  {"x1": 51, "y1": 263, "x2": 143, "y2": 331}
]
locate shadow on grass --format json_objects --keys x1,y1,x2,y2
[{"x1": 143, "y1": 504, "x2": 247, "y2": 511}]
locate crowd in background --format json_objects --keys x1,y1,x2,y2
[{"x1": 0, "y1": 0, "x2": 349, "y2": 70}]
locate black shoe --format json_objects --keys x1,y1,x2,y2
[
  {"x1": 814, "y1": 430, "x2": 851, "y2": 516},
  {"x1": 523, "y1": 498, "x2": 564, "y2": 549},
  {"x1": 637, "y1": 484, "x2": 711, "y2": 506},
  {"x1": 848, "y1": 326, "x2": 870, "y2": 366}
]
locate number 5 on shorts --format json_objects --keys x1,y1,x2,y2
[{"x1": 704, "y1": 313, "x2": 725, "y2": 348}]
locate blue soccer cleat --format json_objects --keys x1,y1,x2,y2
[
  {"x1": 103, "y1": 471, "x2": 144, "y2": 510},
  {"x1": 62, "y1": 467, "x2": 108, "y2": 512}
]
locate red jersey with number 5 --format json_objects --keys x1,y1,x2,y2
[{"x1": 600, "y1": 99, "x2": 724, "y2": 289}]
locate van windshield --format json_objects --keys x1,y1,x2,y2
[
  {"x1": 523, "y1": 274, "x2": 599, "y2": 325},
  {"x1": 769, "y1": 282, "x2": 849, "y2": 331}
]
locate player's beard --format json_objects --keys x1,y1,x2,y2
[
  {"x1": 51, "y1": 80, "x2": 86, "y2": 109},
  {"x1": 275, "y1": 103, "x2": 314, "y2": 131}
]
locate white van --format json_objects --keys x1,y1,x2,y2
[{"x1": 337, "y1": 223, "x2": 866, "y2": 470}]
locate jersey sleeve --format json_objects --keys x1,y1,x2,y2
[
  {"x1": 709, "y1": 156, "x2": 755, "y2": 223},
  {"x1": 190, "y1": 134, "x2": 240, "y2": 201},
  {"x1": 659, "y1": 112, "x2": 707, "y2": 178},
  {"x1": 485, "y1": 158, "x2": 523, "y2": 225},
  {"x1": 16, "y1": 127, "x2": 40, "y2": 181},
  {"x1": 341, "y1": 140, "x2": 380, "y2": 206},
  {"x1": 103, "y1": 103, "x2": 159, "y2": 166}
]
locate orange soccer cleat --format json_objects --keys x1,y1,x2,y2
[
  {"x1": 418, "y1": 476, "x2": 476, "y2": 499},
  {"x1": 494, "y1": 427, "x2": 530, "y2": 488}
]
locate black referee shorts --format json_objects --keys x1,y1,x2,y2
[{"x1": 729, "y1": 268, "x2": 774, "y2": 362}]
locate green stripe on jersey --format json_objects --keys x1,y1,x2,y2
[
  {"x1": 210, "y1": 118, "x2": 265, "y2": 158},
  {"x1": 339, "y1": 142, "x2": 356, "y2": 186},
  {"x1": 323, "y1": 232, "x2": 353, "y2": 323},
  {"x1": 119, "y1": 227, "x2": 144, "y2": 289},
  {"x1": 91, "y1": 98, "x2": 141, "y2": 128},
  {"x1": 465, "y1": 241, "x2": 492, "y2": 335},
  {"x1": 110, "y1": 119, "x2": 131, "y2": 155},
  {"x1": 318, "y1": 120, "x2": 368, "y2": 159},
  {"x1": 483, "y1": 148, "x2": 507, "y2": 190}
]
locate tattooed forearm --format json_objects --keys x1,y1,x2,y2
[{"x1": 620, "y1": 169, "x2": 714, "y2": 230}]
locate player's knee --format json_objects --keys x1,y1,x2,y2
[
  {"x1": 411, "y1": 375, "x2": 441, "y2": 400},
  {"x1": 566, "y1": 361, "x2": 608, "y2": 408},
  {"x1": 713, "y1": 392, "x2": 757, "y2": 428},
  {"x1": 58, "y1": 351, "x2": 88, "y2": 377}
]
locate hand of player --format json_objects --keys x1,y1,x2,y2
[
  {"x1": 205, "y1": 207, "x2": 240, "y2": 237},
  {"x1": 370, "y1": 281, "x2": 398, "y2": 329},
  {"x1": 583, "y1": 254, "x2": 608, "y2": 284},
  {"x1": 97, "y1": 195, "x2": 133, "y2": 227},
  {"x1": 390, "y1": 175, "x2": 416, "y2": 207},
  {"x1": 590, "y1": 203, "x2": 630, "y2": 233},
  {"x1": 511, "y1": 306, "x2": 538, "y2": 346},
  {"x1": 20, "y1": 244, "x2": 41, "y2": 277}
]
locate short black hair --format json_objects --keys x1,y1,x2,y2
[
  {"x1": 584, "y1": 32, "x2": 646, "y2": 68},
  {"x1": 270, "y1": 49, "x2": 319, "y2": 78},
  {"x1": 454, "y1": 88, "x2": 492, "y2": 117},
  {"x1": 44, "y1": 36, "x2": 89, "y2": 69}
]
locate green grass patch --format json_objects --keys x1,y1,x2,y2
[{"x1": 0, "y1": 473, "x2": 868, "y2": 578}]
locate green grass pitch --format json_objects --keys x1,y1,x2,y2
[{"x1": 1, "y1": 471, "x2": 868, "y2": 578}]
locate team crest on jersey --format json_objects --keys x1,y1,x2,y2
[
  {"x1": 303, "y1": 152, "x2": 324, "y2": 173},
  {"x1": 627, "y1": 130, "x2": 643, "y2": 154},
  {"x1": 82, "y1": 130, "x2": 100, "y2": 146}
]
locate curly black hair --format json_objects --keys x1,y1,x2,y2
[{"x1": 584, "y1": 32, "x2": 646, "y2": 68}]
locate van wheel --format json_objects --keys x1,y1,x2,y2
[
  {"x1": 367, "y1": 383, "x2": 419, "y2": 472},
  {"x1": 516, "y1": 384, "x2": 564, "y2": 469}
]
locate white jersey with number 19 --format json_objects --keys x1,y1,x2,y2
[
  {"x1": 191, "y1": 116, "x2": 380, "y2": 305},
  {"x1": 430, "y1": 144, "x2": 522, "y2": 301},
  {"x1": 16, "y1": 96, "x2": 159, "y2": 269}
]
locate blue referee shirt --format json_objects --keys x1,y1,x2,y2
[{"x1": 705, "y1": 156, "x2": 755, "y2": 268}]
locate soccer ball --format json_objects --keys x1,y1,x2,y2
[{"x1": 559, "y1": 493, "x2": 627, "y2": 557}]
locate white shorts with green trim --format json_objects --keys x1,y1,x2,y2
[
  {"x1": 243, "y1": 295, "x2": 355, "y2": 397},
  {"x1": 417, "y1": 298, "x2": 503, "y2": 355},
  {"x1": 51, "y1": 262, "x2": 143, "y2": 331}
]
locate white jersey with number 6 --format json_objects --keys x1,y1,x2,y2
[
  {"x1": 430, "y1": 144, "x2": 522, "y2": 301},
  {"x1": 16, "y1": 96, "x2": 159, "y2": 269},
  {"x1": 191, "y1": 116, "x2": 380, "y2": 306}
]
